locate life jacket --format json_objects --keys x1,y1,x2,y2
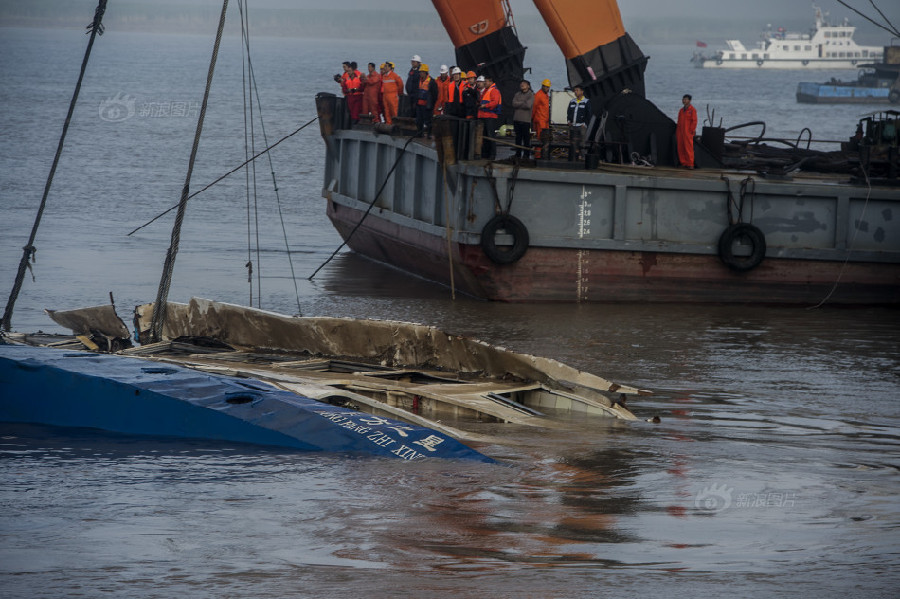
[
  {"x1": 342, "y1": 71, "x2": 362, "y2": 94},
  {"x1": 478, "y1": 84, "x2": 502, "y2": 118},
  {"x1": 417, "y1": 75, "x2": 433, "y2": 106}
]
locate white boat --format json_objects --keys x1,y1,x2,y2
[{"x1": 693, "y1": 5, "x2": 884, "y2": 69}]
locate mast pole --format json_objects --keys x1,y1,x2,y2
[{"x1": 1, "y1": 0, "x2": 108, "y2": 332}]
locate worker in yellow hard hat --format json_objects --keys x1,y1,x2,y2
[
  {"x1": 415, "y1": 64, "x2": 438, "y2": 136},
  {"x1": 532, "y1": 79, "x2": 551, "y2": 159}
]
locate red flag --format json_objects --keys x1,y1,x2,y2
[{"x1": 696, "y1": 41, "x2": 708, "y2": 48}]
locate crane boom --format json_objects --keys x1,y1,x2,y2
[{"x1": 532, "y1": 0, "x2": 647, "y2": 106}]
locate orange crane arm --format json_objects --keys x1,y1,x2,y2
[{"x1": 532, "y1": 0, "x2": 647, "y2": 106}]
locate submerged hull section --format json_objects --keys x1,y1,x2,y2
[
  {"x1": 0, "y1": 344, "x2": 491, "y2": 462},
  {"x1": 321, "y1": 128, "x2": 900, "y2": 304}
]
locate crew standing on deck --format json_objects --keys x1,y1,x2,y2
[
  {"x1": 444, "y1": 67, "x2": 464, "y2": 117},
  {"x1": 406, "y1": 55, "x2": 422, "y2": 96},
  {"x1": 676, "y1": 94, "x2": 697, "y2": 168},
  {"x1": 434, "y1": 65, "x2": 451, "y2": 116},
  {"x1": 512, "y1": 79, "x2": 534, "y2": 158},
  {"x1": 462, "y1": 71, "x2": 479, "y2": 120},
  {"x1": 380, "y1": 61, "x2": 404, "y2": 125},
  {"x1": 362, "y1": 62, "x2": 382, "y2": 122},
  {"x1": 566, "y1": 84, "x2": 591, "y2": 160},
  {"x1": 415, "y1": 64, "x2": 439, "y2": 137},
  {"x1": 532, "y1": 79, "x2": 551, "y2": 159},
  {"x1": 477, "y1": 75, "x2": 502, "y2": 158},
  {"x1": 337, "y1": 61, "x2": 363, "y2": 124}
]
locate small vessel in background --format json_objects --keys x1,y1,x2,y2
[
  {"x1": 797, "y1": 44, "x2": 900, "y2": 103},
  {"x1": 692, "y1": 4, "x2": 884, "y2": 69}
]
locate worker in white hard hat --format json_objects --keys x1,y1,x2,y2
[
  {"x1": 444, "y1": 67, "x2": 464, "y2": 118},
  {"x1": 406, "y1": 54, "x2": 422, "y2": 97},
  {"x1": 434, "y1": 64, "x2": 451, "y2": 115}
]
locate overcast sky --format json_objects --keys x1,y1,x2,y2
[{"x1": 223, "y1": 0, "x2": 899, "y2": 23}]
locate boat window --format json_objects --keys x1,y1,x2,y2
[
  {"x1": 794, "y1": 45, "x2": 801, "y2": 51},
  {"x1": 805, "y1": 46, "x2": 811, "y2": 51},
  {"x1": 741, "y1": 53, "x2": 747, "y2": 59},
  {"x1": 752, "y1": 54, "x2": 758, "y2": 59}
]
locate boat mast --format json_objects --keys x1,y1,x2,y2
[{"x1": 2, "y1": 0, "x2": 108, "y2": 333}]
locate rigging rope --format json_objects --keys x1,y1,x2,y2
[
  {"x1": 149, "y1": 0, "x2": 229, "y2": 343},
  {"x1": 308, "y1": 134, "x2": 417, "y2": 281},
  {"x1": 1, "y1": 0, "x2": 108, "y2": 332},
  {"x1": 239, "y1": 0, "x2": 303, "y2": 316},
  {"x1": 126, "y1": 116, "x2": 318, "y2": 237}
]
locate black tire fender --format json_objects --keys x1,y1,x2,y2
[
  {"x1": 718, "y1": 223, "x2": 766, "y2": 271},
  {"x1": 481, "y1": 214, "x2": 529, "y2": 264},
  {"x1": 756, "y1": 59, "x2": 764, "y2": 67},
  {"x1": 889, "y1": 90, "x2": 900, "y2": 104}
]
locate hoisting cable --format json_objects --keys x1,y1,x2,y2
[
  {"x1": 149, "y1": 0, "x2": 229, "y2": 343},
  {"x1": 807, "y1": 168, "x2": 872, "y2": 310},
  {"x1": 308, "y1": 134, "x2": 417, "y2": 281},
  {"x1": 126, "y1": 116, "x2": 318, "y2": 237},
  {"x1": 239, "y1": 0, "x2": 255, "y2": 308},
  {"x1": 239, "y1": 0, "x2": 302, "y2": 315},
  {"x1": 2, "y1": 0, "x2": 108, "y2": 332}
]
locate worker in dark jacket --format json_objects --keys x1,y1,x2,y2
[
  {"x1": 461, "y1": 71, "x2": 479, "y2": 120},
  {"x1": 566, "y1": 84, "x2": 591, "y2": 159},
  {"x1": 406, "y1": 54, "x2": 422, "y2": 96},
  {"x1": 415, "y1": 64, "x2": 439, "y2": 137},
  {"x1": 512, "y1": 79, "x2": 534, "y2": 158}
]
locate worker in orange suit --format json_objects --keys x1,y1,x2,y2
[
  {"x1": 361, "y1": 62, "x2": 383, "y2": 122},
  {"x1": 477, "y1": 75, "x2": 502, "y2": 158},
  {"x1": 380, "y1": 61, "x2": 404, "y2": 125},
  {"x1": 532, "y1": 79, "x2": 551, "y2": 158},
  {"x1": 338, "y1": 61, "x2": 363, "y2": 123},
  {"x1": 434, "y1": 65, "x2": 451, "y2": 115},
  {"x1": 676, "y1": 94, "x2": 697, "y2": 168}
]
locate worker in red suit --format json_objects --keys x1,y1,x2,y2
[{"x1": 676, "y1": 94, "x2": 697, "y2": 168}]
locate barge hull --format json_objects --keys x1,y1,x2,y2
[{"x1": 327, "y1": 200, "x2": 899, "y2": 304}]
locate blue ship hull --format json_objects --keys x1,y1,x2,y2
[
  {"x1": 0, "y1": 344, "x2": 491, "y2": 462},
  {"x1": 797, "y1": 81, "x2": 891, "y2": 103}
]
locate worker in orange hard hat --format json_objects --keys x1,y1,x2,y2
[
  {"x1": 380, "y1": 61, "x2": 404, "y2": 124},
  {"x1": 415, "y1": 64, "x2": 439, "y2": 136},
  {"x1": 532, "y1": 79, "x2": 551, "y2": 158},
  {"x1": 462, "y1": 71, "x2": 479, "y2": 120}
]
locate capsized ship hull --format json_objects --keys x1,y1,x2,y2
[{"x1": 322, "y1": 128, "x2": 899, "y2": 304}]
